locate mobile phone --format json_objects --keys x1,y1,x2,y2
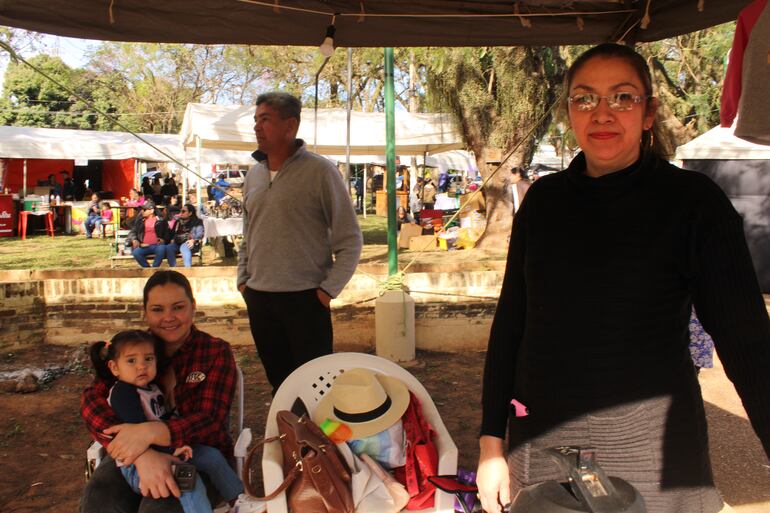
[{"x1": 173, "y1": 463, "x2": 197, "y2": 492}]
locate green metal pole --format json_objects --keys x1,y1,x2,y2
[{"x1": 384, "y1": 47, "x2": 398, "y2": 276}]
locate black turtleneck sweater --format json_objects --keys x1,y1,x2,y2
[{"x1": 481, "y1": 153, "x2": 770, "y2": 460}]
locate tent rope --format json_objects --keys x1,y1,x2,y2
[
  {"x1": 346, "y1": 89, "x2": 566, "y2": 304},
  {"x1": 0, "y1": 40, "x2": 238, "y2": 202},
  {"x1": 399, "y1": 88, "x2": 566, "y2": 276}
]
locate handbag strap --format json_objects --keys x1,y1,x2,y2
[{"x1": 242, "y1": 434, "x2": 302, "y2": 501}]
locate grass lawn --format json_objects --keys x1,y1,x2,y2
[{"x1": 0, "y1": 214, "x2": 506, "y2": 270}]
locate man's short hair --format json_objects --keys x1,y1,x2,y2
[{"x1": 256, "y1": 92, "x2": 301, "y2": 122}]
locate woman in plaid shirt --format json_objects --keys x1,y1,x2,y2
[{"x1": 81, "y1": 270, "x2": 239, "y2": 513}]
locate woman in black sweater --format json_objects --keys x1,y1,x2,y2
[{"x1": 478, "y1": 44, "x2": 770, "y2": 513}]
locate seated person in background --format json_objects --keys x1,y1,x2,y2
[
  {"x1": 167, "y1": 195, "x2": 182, "y2": 219},
  {"x1": 396, "y1": 206, "x2": 414, "y2": 230},
  {"x1": 84, "y1": 193, "x2": 102, "y2": 239},
  {"x1": 126, "y1": 201, "x2": 172, "y2": 268},
  {"x1": 97, "y1": 202, "x2": 114, "y2": 236},
  {"x1": 121, "y1": 189, "x2": 146, "y2": 229},
  {"x1": 87, "y1": 330, "x2": 243, "y2": 513},
  {"x1": 187, "y1": 192, "x2": 208, "y2": 217},
  {"x1": 122, "y1": 188, "x2": 146, "y2": 207},
  {"x1": 165, "y1": 204, "x2": 205, "y2": 268}
]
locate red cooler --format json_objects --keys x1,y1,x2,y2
[{"x1": 0, "y1": 194, "x2": 16, "y2": 236}]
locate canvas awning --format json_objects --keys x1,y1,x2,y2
[
  {"x1": 0, "y1": 1, "x2": 751, "y2": 47},
  {"x1": 180, "y1": 103, "x2": 463, "y2": 156},
  {"x1": 0, "y1": 125, "x2": 180, "y2": 161},
  {"x1": 675, "y1": 125, "x2": 770, "y2": 161},
  {"x1": 0, "y1": 125, "x2": 258, "y2": 165}
]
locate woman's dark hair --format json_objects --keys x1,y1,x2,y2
[
  {"x1": 89, "y1": 330, "x2": 165, "y2": 384},
  {"x1": 182, "y1": 203, "x2": 199, "y2": 223},
  {"x1": 142, "y1": 270, "x2": 195, "y2": 309},
  {"x1": 566, "y1": 43, "x2": 665, "y2": 159}
]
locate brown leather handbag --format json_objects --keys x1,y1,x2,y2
[{"x1": 243, "y1": 410, "x2": 354, "y2": 513}]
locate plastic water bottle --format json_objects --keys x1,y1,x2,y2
[{"x1": 55, "y1": 195, "x2": 61, "y2": 205}]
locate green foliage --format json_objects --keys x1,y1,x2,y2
[
  {"x1": 0, "y1": 26, "x2": 736, "y2": 144},
  {"x1": 0, "y1": 53, "x2": 127, "y2": 131},
  {"x1": 426, "y1": 46, "x2": 566, "y2": 166},
  {"x1": 639, "y1": 22, "x2": 735, "y2": 134},
  {"x1": 1, "y1": 55, "x2": 75, "y2": 127}
]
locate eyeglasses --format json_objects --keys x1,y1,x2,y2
[{"x1": 568, "y1": 92, "x2": 648, "y2": 112}]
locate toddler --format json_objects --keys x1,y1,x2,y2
[{"x1": 88, "y1": 330, "x2": 243, "y2": 513}]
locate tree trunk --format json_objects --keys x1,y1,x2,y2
[
  {"x1": 475, "y1": 160, "x2": 513, "y2": 248},
  {"x1": 408, "y1": 50, "x2": 418, "y2": 113}
]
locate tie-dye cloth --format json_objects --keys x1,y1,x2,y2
[
  {"x1": 347, "y1": 419, "x2": 406, "y2": 470},
  {"x1": 689, "y1": 309, "x2": 714, "y2": 369}
]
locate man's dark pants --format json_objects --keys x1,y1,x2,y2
[{"x1": 243, "y1": 287, "x2": 333, "y2": 394}]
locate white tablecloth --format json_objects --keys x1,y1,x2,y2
[
  {"x1": 203, "y1": 216, "x2": 243, "y2": 241},
  {"x1": 434, "y1": 193, "x2": 460, "y2": 210}
]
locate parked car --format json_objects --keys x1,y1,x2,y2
[{"x1": 214, "y1": 168, "x2": 247, "y2": 188}]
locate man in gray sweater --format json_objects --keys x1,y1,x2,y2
[{"x1": 237, "y1": 92, "x2": 363, "y2": 393}]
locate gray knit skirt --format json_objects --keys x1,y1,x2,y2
[{"x1": 507, "y1": 395, "x2": 724, "y2": 513}]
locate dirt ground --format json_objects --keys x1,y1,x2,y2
[{"x1": 1, "y1": 344, "x2": 769, "y2": 513}]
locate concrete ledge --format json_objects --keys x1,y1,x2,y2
[
  {"x1": 6, "y1": 266, "x2": 763, "y2": 352},
  {"x1": 0, "y1": 266, "x2": 502, "y2": 351}
]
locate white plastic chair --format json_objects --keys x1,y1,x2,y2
[
  {"x1": 256, "y1": 352, "x2": 459, "y2": 513},
  {"x1": 87, "y1": 364, "x2": 246, "y2": 479}
]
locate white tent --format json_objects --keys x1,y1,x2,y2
[
  {"x1": 179, "y1": 103, "x2": 463, "y2": 156},
  {"x1": 0, "y1": 126, "x2": 258, "y2": 165},
  {"x1": 675, "y1": 125, "x2": 770, "y2": 293},
  {"x1": 0, "y1": 125, "x2": 181, "y2": 161},
  {"x1": 326, "y1": 150, "x2": 478, "y2": 173},
  {"x1": 675, "y1": 126, "x2": 770, "y2": 161}
]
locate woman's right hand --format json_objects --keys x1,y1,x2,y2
[
  {"x1": 133, "y1": 449, "x2": 182, "y2": 499},
  {"x1": 477, "y1": 435, "x2": 510, "y2": 513}
]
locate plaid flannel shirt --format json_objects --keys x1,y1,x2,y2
[{"x1": 81, "y1": 327, "x2": 237, "y2": 456}]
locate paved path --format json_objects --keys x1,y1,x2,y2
[{"x1": 700, "y1": 355, "x2": 770, "y2": 512}]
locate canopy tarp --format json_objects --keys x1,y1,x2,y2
[
  {"x1": 675, "y1": 125, "x2": 770, "y2": 161},
  {"x1": 0, "y1": 125, "x2": 179, "y2": 161},
  {"x1": 0, "y1": 1, "x2": 751, "y2": 47},
  {"x1": 0, "y1": 125, "x2": 257, "y2": 165},
  {"x1": 180, "y1": 103, "x2": 463, "y2": 156}
]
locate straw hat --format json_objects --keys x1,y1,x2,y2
[{"x1": 313, "y1": 368, "x2": 410, "y2": 439}]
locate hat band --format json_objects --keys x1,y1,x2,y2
[{"x1": 333, "y1": 396, "x2": 392, "y2": 424}]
